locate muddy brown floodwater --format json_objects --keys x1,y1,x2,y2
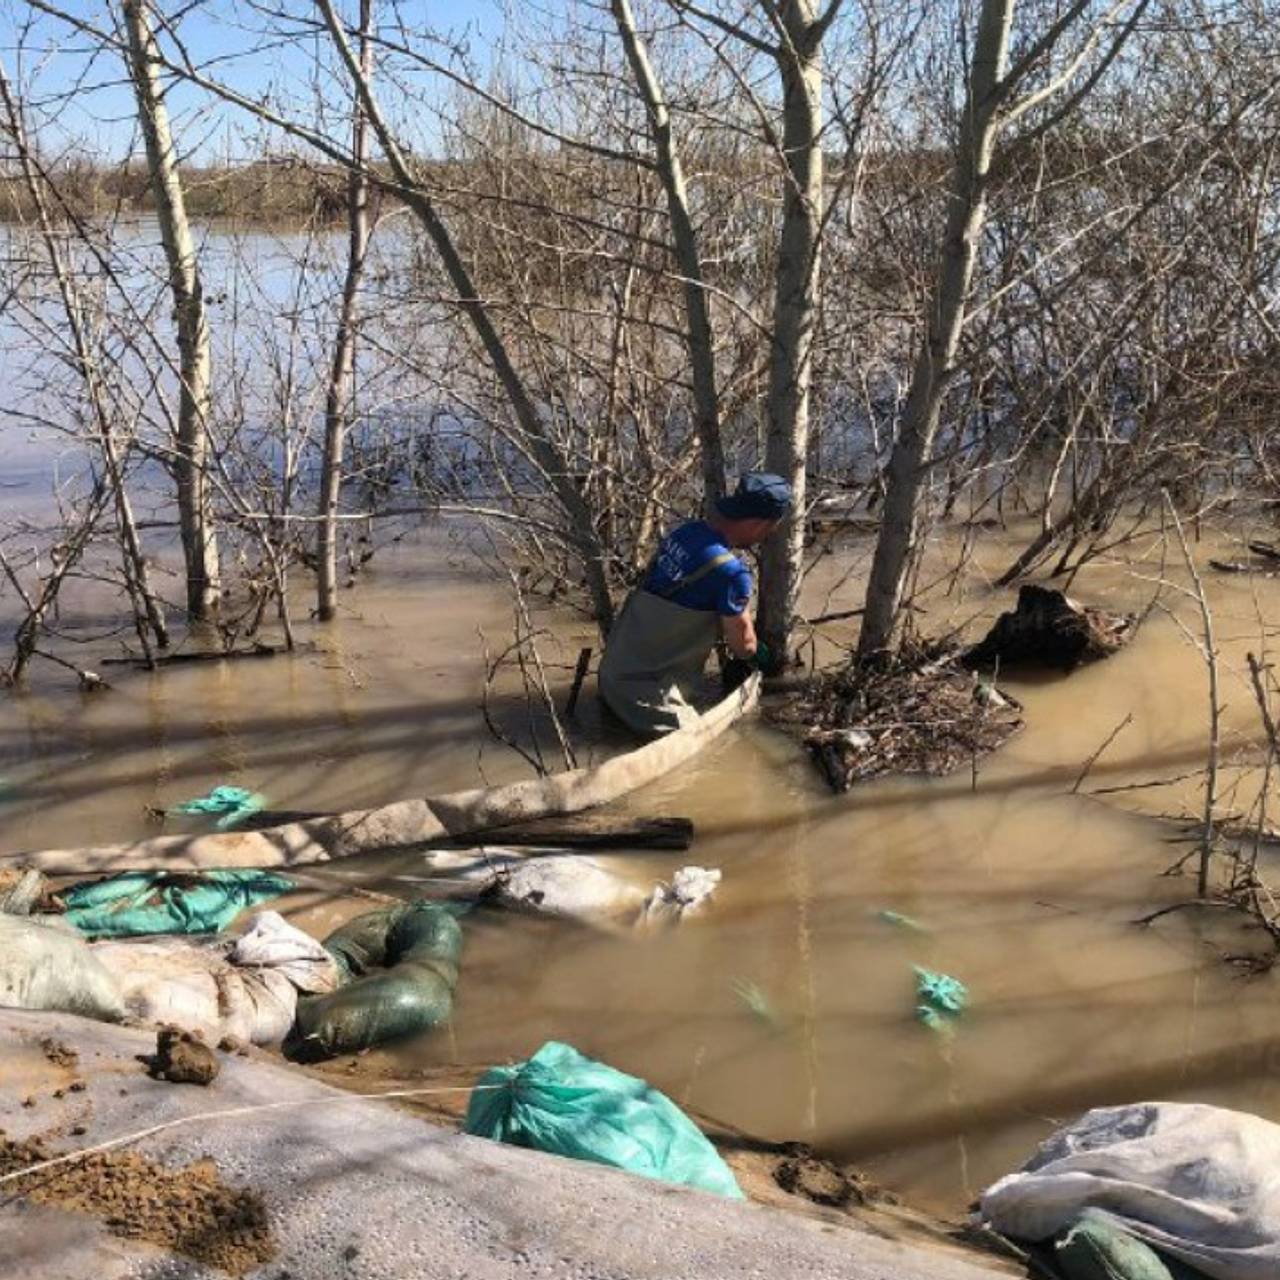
[{"x1": 4, "y1": 515, "x2": 1280, "y2": 1216}]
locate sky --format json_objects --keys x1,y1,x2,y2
[{"x1": 4, "y1": 0, "x2": 507, "y2": 162}]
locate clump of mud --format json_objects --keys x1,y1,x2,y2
[
  {"x1": 146, "y1": 1028, "x2": 220, "y2": 1086},
  {"x1": 0, "y1": 1130, "x2": 274, "y2": 1275},
  {"x1": 39, "y1": 1037, "x2": 78, "y2": 1072},
  {"x1": 773, "y1": 1144, "x2": 887, "y2": 1209},
  {"x1": 774, "y1": 641, "x2": 1024, "y2": 793}
]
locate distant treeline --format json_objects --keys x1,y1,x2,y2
[
  {"x1": 0, "y1": 156, "x2": 360, "y2": 224},
  {"x1": 0, "y1": 131, "x2": 1180, "y2": 229}
]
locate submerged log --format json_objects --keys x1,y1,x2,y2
[
  {"x1": 962, "y1": 584, "x2": 1133, "y2": 673},
  {"x1": 102, "y1": 644, "x2": 281, "y2": 668},
  {"x1": 235, "y1": 809, "x2": 695, "y2": 851},
  {"x1": 463, "y1": 813, "x2": 693, "y2": 850}
]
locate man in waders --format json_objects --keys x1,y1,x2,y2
[{"x1": 598, "y1": 472, "x2": 791, "y2": 736}]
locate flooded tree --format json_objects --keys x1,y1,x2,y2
[
  {"x1": 316, "y1": 0, "x2": 374, "y2": 623},
  {"x1": 609, "y1": 0, "x2": 727, "y2": 507},
  {"x1": 857, "y1": 0, "x2": 1153, "y2": 661},
  {"x1": 0, "y1": 59, "x2": 169, "y2": 668},
  {"x1": 121, "y1": 0, "x2": 220, "y2": 621}
]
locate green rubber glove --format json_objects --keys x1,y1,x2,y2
[{"x1": 751, "y1": 640, "x2": 773, "y2": 672}]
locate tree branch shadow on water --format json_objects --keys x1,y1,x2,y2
[{"x1": 0, "y1": 682, "x2": 600, "y2": 850}]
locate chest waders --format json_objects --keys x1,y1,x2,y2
[{"x1": 597, "y1": 552, "x2": 736, "y2": 736}]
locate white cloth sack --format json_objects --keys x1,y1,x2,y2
[
  {"x1": 92, "y1": 910, "x2": 339, "y2": 1046},
  {"x1": 495, "y1": 856, "x2": 721, "y2": 931},
  {"x1": 495, "y1": 855, "x2": 646, "y2": 928},
  {"x1": 981, "y1": 1102, "x2": 1280, "y2": 1280},
  {"x1": 638, "y1": 866, "x2": 722, "y2": 929},
  {"x1": 0, "y1": 913, "x2": 125, "y2": 1022}
]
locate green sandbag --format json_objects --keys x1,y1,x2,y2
[
  {"x1": 465, "y1": 1040, "x2": 744, "y2": 1200},
  {"x1": 1055, "y1": 1210, "x2": 1203, "y2": 1280},
  {"x1": 289, "y1": 901, "x2": 462, "y2": 1060},
  {"x1": 61, "y1": 869, "x2": 294, "y2": 938}
]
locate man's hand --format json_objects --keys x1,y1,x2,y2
[
  {"x1": 751, "y1": 640, "x2": 784, "y2": 677},
  {"x1": 721, "y1": 611, "x2": 756, "y2": 659},
  {"x1": 723, "y1": 613, "x2": 783, "y2": 676}
]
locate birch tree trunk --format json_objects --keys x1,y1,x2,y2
[
  {"x1": 856, "y1": 0, "x2": 1014, "y2": 662},
  {"x1": 610, "y1": 0, "x2": 726, "y2": 504},
  {"x1": 122, "y1": 0, "x2": 220, "y2": 621},
  {"x1": 316, "y1": 0, "x2": 373, "y2": 622},
  {"x1": 756, "y1": 1, "x2": 825, "y2": 659}
]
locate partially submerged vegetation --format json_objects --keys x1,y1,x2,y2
[{"x1": 775, "y1": 642, "x2": 1025, "y2": 793}]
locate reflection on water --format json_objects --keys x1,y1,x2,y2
[{"x1": 3, "y1": 520, "x2": 1280, "y2": 1213}]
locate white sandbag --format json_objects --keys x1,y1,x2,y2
[
  {"x1": 495, "y1": 856, "x2": 722, "y2": 931},
  {"x1": 638, "y1": 866, "x2": 722, "y2": 930},
  {"x1": 92, "y1": 911, "x2": 339, "y2": 1046},
  {"x1": 0, "y1": 914, "x2": 125, "y2": 1021},
  {"x1": 232, "y1": 910, "x2": 339, "y2": 994},
  {"x1": 0, "y1": 867, "x2": 48, "y2": 915},
  {"x1": 495, "y1": 856, "x2": 645, "y2": 928},
  {"x1": 980, "y1": 1102, "x2": 1280, "y2": 1280}
]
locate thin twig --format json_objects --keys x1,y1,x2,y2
[
  {"x1": 1070, "y1": 712, "x2": 1133, "y2": 794},
  {"x1": 1164, "y1": 491, "x2": 1219, "y2": 897}
]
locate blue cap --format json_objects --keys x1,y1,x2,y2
[{"x1": 715, "y1": 472, "x2": 792, "y2": 521}]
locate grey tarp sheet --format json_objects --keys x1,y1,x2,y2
[{"x1": 981, "y1": 1102, "x2": 1280, "y2": 1280}]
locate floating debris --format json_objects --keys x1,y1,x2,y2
[
  {"x1": 915, "y1": 966, "x2": 969, "y2": 1032},
  {"x1": 730, "y1": 978, "x2": 786, "y2": 1032},
  {"x1": 171, "y1": 785, "x2": 265, "y2": 830},
  {"x1": 770, "y1": 639, "x2": 1024, "y2": 793},
  {"x1": 875, "y1": 908, "x2": 928, "y2": 933}
]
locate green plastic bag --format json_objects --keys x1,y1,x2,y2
[
  {"x1": 290, "y1": 901, "x2": 462, "y2": 1060},
  {"x1": 61, "y1": 869, "x2": 294, "y2": 938},
  {"x1": 465, "y1": 1040, "x2": 744, "y2": 1199},
  {"x1": 1055, "y1": 1210, "x2": 1203, "y2": 1280},
  {"x1": 171, "y1": 784, "x2": 265, "y2": 830},
  {"x1": 915, "y1": 965, "x2": 969, "y2": 1031}
]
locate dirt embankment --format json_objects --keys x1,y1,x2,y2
[{"x1": 3, "y1": 1032, "x2": 274, "y2": 1276}]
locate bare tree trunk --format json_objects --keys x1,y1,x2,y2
[
  {"x1": 122, "y1": 0, "x2": 219, "y2": 621},
  {"x1": 610, "y1": 0, "x2": 726, "y2": 505},
  {"x1": 856, "y1": 0, "x2": 1014, "y2": 662},
  {"x1": 315, "y1": 0, "x2": 615, "y2": 632},
  {"x1": 317, "y1": 0, "x2": 373, "y2": 623},
  {"x1": 0, "y1": 58, "x2": 168, "y2": 658},
  {"x1": 757, "y1": 2, "x2": 826, "y2": 661}
]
